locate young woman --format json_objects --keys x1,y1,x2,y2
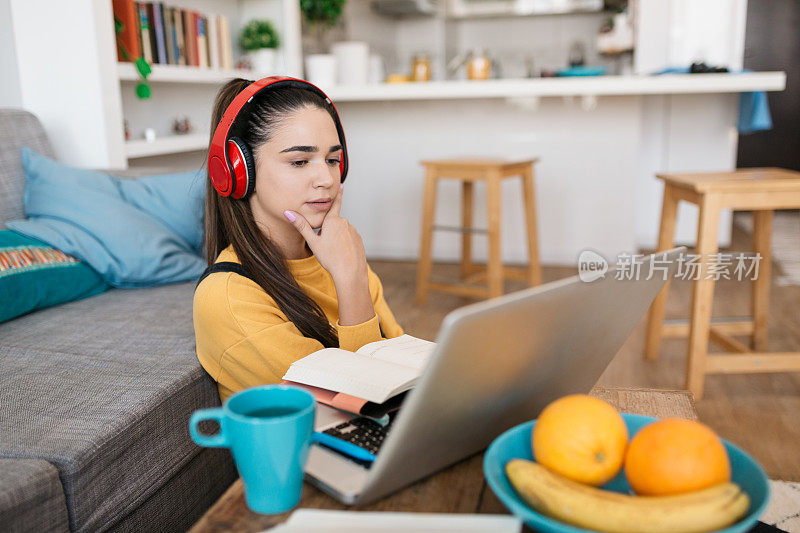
[{"x1": 194, "y1": 78, "x2": 404, "y2": 402}]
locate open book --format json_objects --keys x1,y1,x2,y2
[
  {"x1": 282, "y1": 334, "x2": 437, "y2": 404},
  {"x1": 280, "y1": 381, "x2": 408, "y2": 419}
]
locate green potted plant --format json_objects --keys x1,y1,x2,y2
[
  {"x1": 300, "y1": 0, "x2": 347, "y2": 86},
  {"x1": 240, "y1": 19, "x2": 281, "y2": 76},
  {"x1": 301, "y1": 0, "x2": 346, "y2": 25}
]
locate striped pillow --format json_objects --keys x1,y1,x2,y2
[{"x1": 0, "y1": 230, "x2": 108, "y2": 323}]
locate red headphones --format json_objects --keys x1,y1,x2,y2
[{"x1": 207, "y1": 76, "x2": 349, "y2": 200}]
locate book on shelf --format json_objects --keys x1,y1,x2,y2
[
  {"x1": 163, "y1": 6, "x2": 175, "y2": 65},
  {"x1": 184, "y1": 10, "x2": 196, "y2": 67},
  {"x1": 207, "y1": 13, "x2": 220, "y2": 70},
  {"x1": 136, "y1": 2, "x2": 153, "y2": 64},
  {"x1": 196, "y1": 14, "x2": 208, "y2": 68},
  {"x1": 145, "y1": 3, "x2": 159, "y2": 64},
  {"x1": 205, "y1": 16, "x2": 213, "y2": 68},
  {"x1": 173, "y1": 7, "x2": 185, "y2": 65},
  {"x1": 218, "y1": 15, "x2": 233, "y2": 69},
  {"x1": 112, "y1": 0, "x2": 140, "y2": 62},
  {"x1": 115, "y1": 2, "x2": 235, "y2": 71},
  {"x1": 152, "y1": 2, "x2": 167, "y2": 64},
  {"x1": 281, "y1": 334, "x2": 437, "y2": 405}
]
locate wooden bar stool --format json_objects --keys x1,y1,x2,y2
[
  {"x1": 415, "y1": 158, "x2": 542, "y2": 304},
  {"x1": 644, "y1": 167, "x2": 800, "y2": 399}
]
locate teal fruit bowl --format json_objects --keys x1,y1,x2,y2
[{"x1": 483, "y1": 413, "x2": 770, "y2": 533}]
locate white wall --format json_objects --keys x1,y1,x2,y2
[
  {"x1": 452, "y1": 12, "x2": 608, "y2": 77},
  {"x1": 4, "y1": 0, "x2": 125, "y2": 169},
  {"x1": 668, "y1": 0, "x2": 747, "y2": 70},
  {"x1": 635, "y1": 0, "x2": 748, "y2": 73},
  {"x1": 339, "y1": 3, "x2": 611, "y2": 80},
  {"x1": 0, "y1": 0, "x2": 23, "y2": 108},
  {"x1": 396, "y1": 16, "x2": 447, "y2": 79},
  {"x1": 341, "y1": 1, "x2": 401, "y2": 70}
]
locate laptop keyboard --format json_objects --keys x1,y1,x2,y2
[{"x1": 321, "y1": 415, "x2": 396, "y2": 466}]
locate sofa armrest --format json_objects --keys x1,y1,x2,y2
[{"x1": 0, "y1": 459, "x2": 70, "y2": 532}]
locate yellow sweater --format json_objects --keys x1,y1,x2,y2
[{"x1": 193, "y1": 245, "x2": 405, "y2": 402}]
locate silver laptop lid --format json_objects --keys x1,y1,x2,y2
[{"x1": 354, "y1": 247, "x2": 685, "y2": 505}]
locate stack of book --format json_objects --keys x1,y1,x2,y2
[
  {"x1": 282, "y1": 334, "x2": 437, "y2": 418},
  {"x1": 112, "y1": 0, "x2": 234, "y2": 69}
]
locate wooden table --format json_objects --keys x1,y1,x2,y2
[{"x1": 190, "y1": 387, "x2": 697, "y2": 533}]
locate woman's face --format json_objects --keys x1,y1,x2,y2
[{"x1": 250, "y1": 106, "x2": 343, "y2": 232}]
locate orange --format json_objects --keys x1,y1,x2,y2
[
  {"x1": 625, "y1": 418, "x2": 731, "y2": 496},
  {"x1": 533, "y1": 394, "x2": 629, "y2": 486}
]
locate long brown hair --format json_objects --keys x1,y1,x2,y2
[{"x1": 204, "y1": 78, "x2": 341, "y2": 348}]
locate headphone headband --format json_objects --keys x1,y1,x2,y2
[{"x1": 208, "y1": 76, "x2": 349, "y2": 199}]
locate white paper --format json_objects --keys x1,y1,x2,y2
[{"x1": 267, "y1": 509, "x2": 522, "y2": 533}]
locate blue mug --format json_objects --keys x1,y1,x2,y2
[{"x1": 189, "y1": 385, "x2": 315, "y2": 515}]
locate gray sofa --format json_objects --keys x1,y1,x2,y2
[{"x1": 0, "y1": 109, "x2": 237, "y2": 532}]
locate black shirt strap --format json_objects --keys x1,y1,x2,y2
[{"x1": 195, "y1": 261, "x2": 256, "y2": 289}]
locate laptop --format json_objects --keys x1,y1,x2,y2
[{"x1": 306, "y1": 247, "x2": 685, "y2": 505}]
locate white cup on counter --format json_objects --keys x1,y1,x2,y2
[
  {"x1": 305, "y1": 54, "x2": 337, "y2": 90},
  {"x1": 331, "y1": 41, "x2": 369, "y2": 85},
  {"x1": 369, "y1": 54, "x2": 386, "y2": 84}
]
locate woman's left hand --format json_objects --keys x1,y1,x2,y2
[{"x1": 284, "y1": 184, "x2": 368, "y2": 285}]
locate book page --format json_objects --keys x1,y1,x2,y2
[
  {"x1": 282, "y1": 348, "x2": 419, "y2": 404},
  {"x1": 355, "y1": 334, "x2": 437, "y2": 371}
]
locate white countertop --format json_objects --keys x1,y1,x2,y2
[{"x1": 323, "y1": 72, "x2": 786, "y2": 102}]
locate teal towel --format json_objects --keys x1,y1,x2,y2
[{"x1": 738, "y1": 88, "x2": 772, "y2": 134}]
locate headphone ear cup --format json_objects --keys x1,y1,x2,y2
[
  {"x1": 228, "y1": 137, "x2": 256, "y2": 199},
  {"x1": 239, "y1": 142, "x2": 257, "y2": 199}
]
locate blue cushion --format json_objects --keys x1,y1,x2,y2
[
  {"x1": 6, "y1": 147, "x2": 206, "y2": 288},
  {"x1": 0, "y1": 230, "x2": 108, "y2": 323},
  {"x1": 114, "y1": 169, "x2": 206, "y2": 255}
]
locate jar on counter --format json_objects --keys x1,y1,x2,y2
[
  {"x1": 411, "y1": 53, "x2": 432, "y2": 81},
  {"x1": 467, "y1": 48, "x2": 491, "y2": 80}
]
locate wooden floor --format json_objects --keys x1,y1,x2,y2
[{"x1": 369, "y1": 224, "x2": 800, "y2": 482}]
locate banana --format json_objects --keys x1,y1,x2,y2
[{"x1": 505, "y1": 459, "x2": 750, "y2": 533}]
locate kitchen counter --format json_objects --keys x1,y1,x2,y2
[
  {"x1": 325, "y1": 72, "x2": 785, "y2": 101},
  {"x1": 332, "y1": 72, "x2": 786, "y2": 265}
]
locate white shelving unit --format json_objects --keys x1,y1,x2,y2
[
  {"x1": 110, "y1": 0, "x2": 302, "y2": 168},
  {"x1": 125, "y1": 133, "x2": 208, "y2": 158},
  {"x1": 117, "y1": 62, "x2": 255, "y2": 84}
]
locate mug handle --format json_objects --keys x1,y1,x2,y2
[{"x1": 190, "y1": 408, "x2": 229, "y2": 448}]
